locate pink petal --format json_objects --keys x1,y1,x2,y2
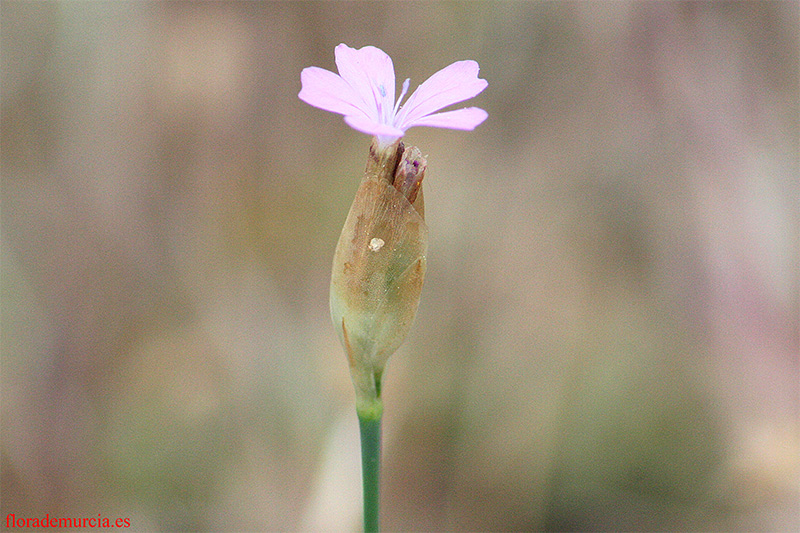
[
  {"x1": 406, "y1": 107, "x2": 488, "y2": 130},
  {"x1": 344, "y1": 115, "x2": 405, "y2": 138},
  {"x1": 395, "y1": 60, "x2": 488, "y2": 130},
  {"x1": 335, "y1": 44, "x2": 396, "y2": 123},
  {"x1": 298, "y1": 67, "x2": 371, "y2": 119}
]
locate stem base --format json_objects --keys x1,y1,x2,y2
[{"x1": 358, "y1": 409, "x2": 382, "y2": 533}]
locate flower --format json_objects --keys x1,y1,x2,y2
[{"x1": 299, "y1": 43, "x2": 488, "y2": 144}]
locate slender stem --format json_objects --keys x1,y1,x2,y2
[{"x1": 358, "y1": 406, "x2": 383, "y2": 533}]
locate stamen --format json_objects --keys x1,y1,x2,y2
[
  {"x1": 393, "y1": 78, "x2": 411, "y2": 117},
  {"x1": 372, "y1": 83, "x2": 385, "y2": 122}
]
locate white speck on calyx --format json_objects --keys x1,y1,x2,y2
[{"x1": 369, "y1": 238, "x2": 385, "y2": 252}]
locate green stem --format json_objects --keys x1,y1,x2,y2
[{"x1": 358, "y1": 405, "x2": 383, "y2": 533}]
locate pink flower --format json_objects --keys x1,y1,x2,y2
[{"x1": 299, "y1": 44, "x2": 488, "y2": 144}]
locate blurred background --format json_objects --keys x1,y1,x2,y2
[{"x1": 2, "y1": 2, "x2": 798, "y2": 531}]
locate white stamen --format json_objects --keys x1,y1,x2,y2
[
  {"x1": 393, "y1": 78, "x2": 411, "y2": 117},
  {"x1": 369, "y1": 237, "x2": 385, "y2": 252}
]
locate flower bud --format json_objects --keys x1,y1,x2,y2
[{"x1": 330, "y1": 141, "x2": 428, "y2": 411}]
